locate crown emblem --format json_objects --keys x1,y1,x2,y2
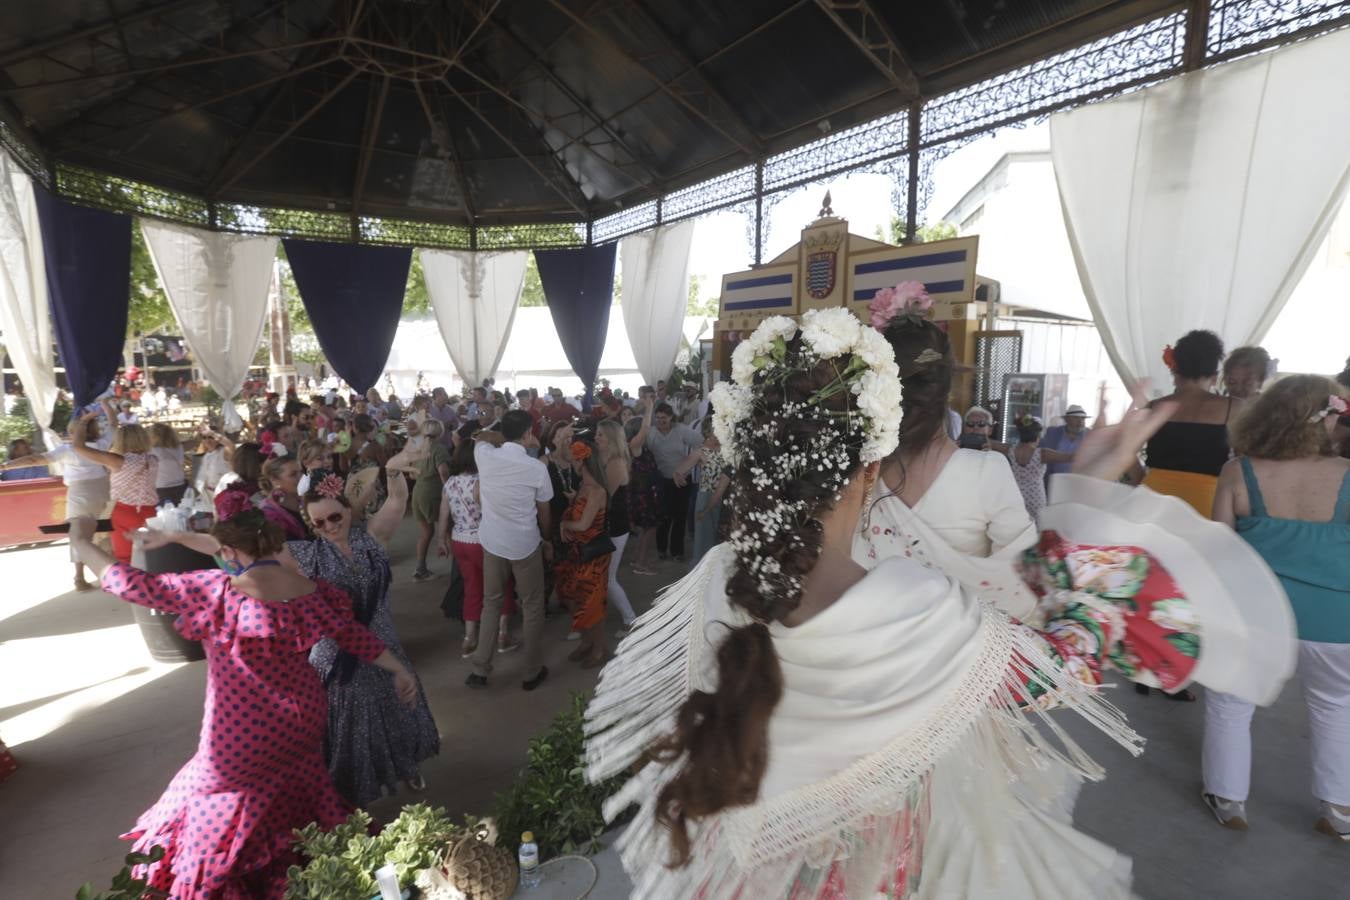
[{"x1": 804, "y1": 228, "x2": 843, "y2": 254}]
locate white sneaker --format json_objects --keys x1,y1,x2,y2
[
  {"x1": 1202, "y1": 792, "x2": 1249, "y2": 831},
  {"x1": 566, "y1": 630, "x2": 582, "y2": 642},
  {"x1": 1315, "y1": 802, "x2": 1350, "y2": 841}
]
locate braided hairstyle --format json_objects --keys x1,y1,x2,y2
[
  {"x1": 652, "y1": 335, "x2": 868, "y2": 866},
  {"x1": 880, "y1": 315, "x2": 954, "y2": 492}
]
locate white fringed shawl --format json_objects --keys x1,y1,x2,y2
[{"x1": 585, "y1": 544, "x2": 1143, "y2": 899}]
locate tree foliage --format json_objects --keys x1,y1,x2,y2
[
  {"x1": 876, "y1": 218, "x2": 959, "y2": 246},
  {"x1": 127, "y1": 224, "x2": 174, "y2": 336},
  {"x1": 686, "y1": 273, "x2": 719, "y2": 318}
]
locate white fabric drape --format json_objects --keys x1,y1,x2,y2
[
  {"x1": 1050, "y1": 27, "x2": 1350, "y2": 389},
  {"x1": 0, "y1": 153, "x2": 57, "y2": 444},
  {"x1": 419, "y1": 249, "x2": 528, "y2": 387},
  {"x1": 140, "y1": 219, "x2": 276, "y2": 431},
  {"x1": 619, "y1": 221, "x2": 696, "y2": 385}
]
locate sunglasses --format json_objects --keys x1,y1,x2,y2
[
  {"x1": 965, "y1": 420, "x2": 992, "y2": 427},
  {"x1": 314, "y1": 511, "x2": 345, "y2": 527}
]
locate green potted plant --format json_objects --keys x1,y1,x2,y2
[{"x1": 75, "y1": 846, "x2": 168, "y2": 900}]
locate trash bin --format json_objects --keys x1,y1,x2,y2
[{"x1": 129, "y1": 543, "x2": 212, "y2": 664}]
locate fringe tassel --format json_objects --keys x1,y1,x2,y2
[
  {"x1": 585, "y1": 572, "x2": 1145, "y2": 898},
  {"x1": 585, "y1": 546, "x2": 724, "y2": 787}
]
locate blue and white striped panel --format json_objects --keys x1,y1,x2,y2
[
  {"x1": 851, "y1": 249, "x2": 969, "y2": 302},
  {"x1": 723, "y1": 271, "x2": 795, "y2": 312}
]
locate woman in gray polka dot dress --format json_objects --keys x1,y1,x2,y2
[{"x1": 285, "y1": 469, "x2": 439, "y2": 805}]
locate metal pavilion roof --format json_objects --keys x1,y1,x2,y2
[{"x1": 0, "y1": 1, "x2": 1346, "y2": 252}]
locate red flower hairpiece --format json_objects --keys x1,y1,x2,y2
[
  {"x1": 213, "y1": 487, "x2": 254, "y2": 523},
  {"x1": 570, "y1": 440, "x2": 592, "y2": 462},
  {"x1": 1162, "y1": 344, "x2": 1177, "y2": 373}
]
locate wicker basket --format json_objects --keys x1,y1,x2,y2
[{"x1": 417, "y1": 822, "x2": 518, "y2": 900}]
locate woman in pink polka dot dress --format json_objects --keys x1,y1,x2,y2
[{"x1": 74, "y1": 506, "x2": 418, "y2": 900}]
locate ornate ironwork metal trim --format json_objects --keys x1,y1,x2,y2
[
  {"x1": 921, "y1": 12, "x2": 1187, "y2": 148},
  {"x1": 1208, "y1": 0, "x2": 1350, "y2": 57}
]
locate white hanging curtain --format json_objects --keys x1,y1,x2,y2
[
  {"x1": 619, "y1": 220, "x2": 696, "y2": 385},
  {"x1": 140, "y1": 219, "x2": 276, "y2": 431},
  {"x1": 1050, "y1": 26, "x2": 1350, "y2": 389},
  {"x1": 420, "y1": 248, "x2": 528, "y2": 386},
  {"x1": 0, "y1": 153, "x2": 58, "y2": 444}
]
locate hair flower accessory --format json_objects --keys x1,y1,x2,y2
[
  {"x1": 1309, "y1": 394, "x2": 1350, "y2": 424},
  {"x1": 1162, "y1": 344, "x2": 1177, "y2": 373},
  {"x1": 213, "y1": 487, "x2": 255, "y2": 523},
  {"x1": 315, "y1": 473, "x2": 345, "y2": 499},
  {"x1": 868, "y1": 281, "x2": 933, "y2": 330},
  {"x1": 715, "y1": 308, "x2": 901, "y2": 468},
  {"x1": 570, "y1": 440, "x2": 593, "y2": 462}
]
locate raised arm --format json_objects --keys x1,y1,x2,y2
[
  {"x1": 70, "y1": 413, "x2": 124, "y2": 471},
  {"x1": 1212, "y1": 459, "x2": 1242, "y2": 529},
  {"x1": 72, "y1": 534, "x2": 217, "y2": 617},
  {"x1": 368, "y1": 469, "x2": 409, "y2": 547},
  {"x1": 628, "y1": 404, "x2": 652, "y2": 457}
]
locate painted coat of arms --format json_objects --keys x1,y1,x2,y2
[{"x1": 804, "y1": 229, "x2": 842, "y2": 300}]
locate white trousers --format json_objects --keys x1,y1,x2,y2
[
  {"x1": 1203, "y1": 640, "x2": 1350, "y2": 805},
  {"x1": 605, "y1": 533, "x2": 636, "y2": 625}
]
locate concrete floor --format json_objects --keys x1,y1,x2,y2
[{"x1": 2, "y1": 521, "x2": 1347, "y2": 898}]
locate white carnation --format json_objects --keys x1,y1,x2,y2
[
  {"x1": 709, "y1": 381, "x2": 751, "y2": 465},
  {"x1": 855, "y1": 326, "x2": 899, "y2": 377},
  {"x1": 731, "y1": 340, "x2": 757, "y2": 385},
  {"x1": 800, "y1": 307, "x2": 860, "y2": 358}
]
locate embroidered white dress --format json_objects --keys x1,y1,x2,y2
[
  {"x1": 857, "y1": 449, "x2": 1039, "y2": 620},
  {"x1": 586, "y1": 477, "x2": 1297, "y2": 899}
]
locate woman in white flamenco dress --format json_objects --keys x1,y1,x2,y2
[{"x1": 584, "y1": 310, "x2": 1296, "y2": 900}]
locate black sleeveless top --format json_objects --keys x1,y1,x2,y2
[
  {"x1": 1144, "y1": 398, "x2": 1234, "y2": 477},
  {"x1": 608, "y1": 484, "x2": 631, "y2": 537}
]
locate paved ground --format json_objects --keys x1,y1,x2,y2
[{"x1": 2, "y1": 521, "x2": 1347, "y2": 898}]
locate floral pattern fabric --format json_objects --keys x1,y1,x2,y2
[{"x1": 1015, "y1": 530, "x2": 1202, "y2": 702}]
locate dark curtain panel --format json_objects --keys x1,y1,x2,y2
[
  {"x1": 32, "y1": 190, "x2": 132, "y2": 407},
  {"x1": 281, "y1": 239, "x2": 412, "y2": 394},
  {"x1": 535, "y1": 243, "x2": 617, "y2": 407}
]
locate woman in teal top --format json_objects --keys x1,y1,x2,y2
[{"x1": 1207, "y1": 375, "x2": 1350, "y2": 841}]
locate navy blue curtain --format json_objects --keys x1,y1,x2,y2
[
  {"x1": 281, "y1": 239, "x2": 412, "y2": 395},
  {"x1": 535, "y1": 243, "x2": 617, "y2": 407},
  {"x1": 33, "y1": 189, "x2": 132, "y2": 407}
]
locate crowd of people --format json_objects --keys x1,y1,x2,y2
[{"x1": 2, "y1": 293, "x2": 1347, "y2": 897}]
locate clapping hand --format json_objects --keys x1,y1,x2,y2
[{"x1": 1071, "y1": 380, "x2": 1175, "y2": 482}]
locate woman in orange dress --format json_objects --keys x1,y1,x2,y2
[{"x1": 559, "y1": 438, "x2": 611, "y2": 668}]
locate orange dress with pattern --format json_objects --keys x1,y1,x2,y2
[{"x1": 560, "y1": 493, "x2": 610, "y2": 631}]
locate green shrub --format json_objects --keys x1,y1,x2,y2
[
  {"x1": 75, "y1": 845, "x2": 168, "y2": 899},
  {"x1": 0, "y1": 398, "x2": 36, "y2": 460},
  {"x1": 492, "y1": 692, "x2": 624, "y2": 859},
  {"x1": 284, "y1": 804, "x2": 457, "y2": 900}
]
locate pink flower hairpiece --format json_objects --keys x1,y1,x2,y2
[
  {"x1": 315, "y1": 473, "x2": 345, "y2": 499},
  {"x1": 1310, "y1": 395, "x2": 1350, "y2": 424},
  {"x1": 868, "y1": 281, "x2": 933, "y2": 330}
]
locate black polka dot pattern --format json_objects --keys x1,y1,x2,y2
[{"x1": 101, "y1": 563, "x2": 386, "y2": 898}]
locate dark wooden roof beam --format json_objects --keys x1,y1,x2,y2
[
  {"x1": 438, "y1": 75, "x2": 590, "y2": 218},
  {"x1": 543, "y1": 0, "x2": 760, "y2": 157},
  {"x1": 208, "y1": 67, "x2": 362, "y2": 197},
  {"x1": 350, "y1": 73, "x2": 390, "y2": 226},
  {"x1": 813, "y1": 0, "x2": 920, "y2": 99},
  {"x1": 0, "y1": 0, "x2": 204, "y2": 69},
  {"x1": 479, "y1": 17, "x2": 663, "y2": 188},
  {"x1": 46, "y1": 0, "x2": 293, "y2": 143}
]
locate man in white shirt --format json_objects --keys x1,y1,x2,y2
[{"x1": 467, "y1": 410, "x2": 554, "y2": 691}]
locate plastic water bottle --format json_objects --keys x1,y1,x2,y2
[{"x1": 518, "y1": 831, "x2": 541, "y2": 889}]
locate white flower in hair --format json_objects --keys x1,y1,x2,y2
[
  {"x1": 709, "y1": 381, "x2": 751, "y2": 465},
  {"x1": 732, "y1": 316, "x2": 799, "y2": 385},
  {"x1": 799, "y1": 307, "x2": 862, "y2": 359},
  {"x1": 855, "y1": 326, "x2": 900, "y2": 378}
]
